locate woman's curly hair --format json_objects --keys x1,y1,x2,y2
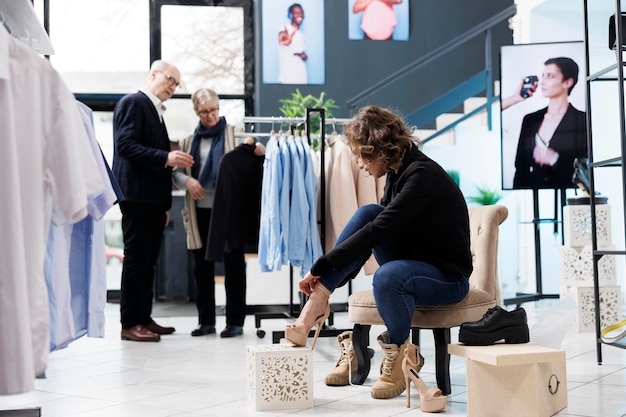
[{"x1": 343, "y1": 105, "x2": 418, "y2": 170}]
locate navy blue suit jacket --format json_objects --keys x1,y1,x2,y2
[{"x1": 112, "y1": 91, "x2": 172, "y2": 209}]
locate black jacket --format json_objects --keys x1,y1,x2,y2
[
  {"x1": 206, "y1": 143, "x2": 264, "y2": 261},
  {"x1": 311, "y1": 143, "x2": 472, "y2": 278}
]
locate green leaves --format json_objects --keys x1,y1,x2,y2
[
  {"x1": 278, "y1": 89, "x2": 339, "y2": 137},
  {"x1": 467, "y1": 185, "x2": 504, "y2": 205},
  {"x1": 279, "y1": 89, "x2": 339, "y2": 118}
]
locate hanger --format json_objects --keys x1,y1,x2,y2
[{"x1": 244, "y1": 136, "x2": 255, "y2": 145}]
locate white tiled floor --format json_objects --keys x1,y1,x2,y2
[{"x1": 1, "y1": 299, "x2": 625, "y2": 417}]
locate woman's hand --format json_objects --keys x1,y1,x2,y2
[
  {"x1": 299, "y1": 271, "x2": 321, "y2": 296},
  {"x1": 186, "y1": 177, "x2": 205, "y2": 200},
  {"x1": 533, "y1": 145, "x2": 559, "y2": 166},
  {"x1": 254, "y1": 142, "x2": 266, "y2": 156}
]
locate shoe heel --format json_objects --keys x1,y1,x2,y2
[
  {"x1": 402, "y1": 353, "x2": 447, "y2": 412},
  {"x1": 504, "y1": 325, "x2": 530, "y2": 344},
  {"x1": 310, "y1": 304, "x2": 330, "y2": 350},
  {"x1": 405, "y1": 373, "x2": 411, "y2": 408}
]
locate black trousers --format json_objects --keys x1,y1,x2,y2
[
  {"x1": 119, "y1": 202, "x2": 166, "y2": 329},
  {"x1": 193, "y1": 208, "x2": 247, "y2": 327}
]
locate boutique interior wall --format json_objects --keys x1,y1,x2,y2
[
  {"x1": 254, "y1": 0, "x2": 514, "y2": 119},
  {"x1": 483, "y1": 0, "x2": 626, "y2": 300}
]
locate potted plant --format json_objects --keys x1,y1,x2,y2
[
  {"x1": 278, "y1": 89, "x2": 339, "y2": 150},
  {"x1": 467, "y1": 185, "x2": 504, "y2": 205}
]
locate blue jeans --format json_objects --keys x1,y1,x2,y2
[{"x1": 318, "y1": 204, "x2": 470, "y2": 345}]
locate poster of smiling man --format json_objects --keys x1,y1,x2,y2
[{"x1": 261, "y1": 0, "x2": 325, "y2": 85}]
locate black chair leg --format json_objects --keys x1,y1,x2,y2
[
  {"x1": 432, "y1": 327, "x2": 452, "y2": 395},
  {"x1": 351, "y1": 324, "x2": 371, "y2": 385}
]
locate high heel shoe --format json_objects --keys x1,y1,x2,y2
[
  {"x1": 285, "y1": 303, "x2": 330, "y2": 349},
  {"x1": 402, "y1": 347, "x2": 447, "y2": 413}
]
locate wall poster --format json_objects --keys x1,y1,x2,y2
[
  {"x1": 500, "y1": 41, "x2": 587, "y2": 190},
  {"x1": 261, "y1": 0, "x2": 325, "y2": 85}
]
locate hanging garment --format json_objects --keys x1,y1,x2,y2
[
  {"x1": 0, "y1": 25, "x2": 103, "y2": 395},
  {"x1": 299, "y1": 135, "x2": 323, "y2": 273},
  {"x1": 329, "y1": 143, "x2": 385, "y2": 275},
  {"x1": 319, "y1": 133, "x2": 347, "y2": 253},
  {"x1": 206, "y1": 143, "x2": 264, "y2": 261},
  {"x1": 257, "y1": 131, "x2": 322, "y2": 275},
  {"x1": 258, "y1": 133, "x2": 283, "y2": 272}
]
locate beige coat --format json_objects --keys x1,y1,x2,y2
[
  {"x1": 178, "y1": 125, "x2": 236, "y2": 250},
  {"x1": 329, "y1": 141, "x2": 385, "y2": 275}
]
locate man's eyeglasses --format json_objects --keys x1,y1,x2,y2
[
  {"x1": 197, "y1": 108, "x2": 219, "y2": 116},
  {"x1": 158, "y1": 71, "x2": 180, "y2": 89}
]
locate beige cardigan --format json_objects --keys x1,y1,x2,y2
[{"x1": 177, "y1": 125, "x2": 236, "y2": 250}]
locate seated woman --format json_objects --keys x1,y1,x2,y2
[{"x1": 285, "y1": 105, "x2": 472, "y2": 405}]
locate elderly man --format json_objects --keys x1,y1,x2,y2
[{"x1": 113, "y1": 60, "x2": 194, "y2": 342}]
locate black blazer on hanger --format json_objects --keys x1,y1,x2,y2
[{"x1": 206, "y1": 143, "x2": 265, "y2": 261}]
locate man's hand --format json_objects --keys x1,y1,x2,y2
[{"x1": 167, "y1": 150, "x2": 194, "y2": 168}]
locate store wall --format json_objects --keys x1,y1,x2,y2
[{"x1": 255, "y1": 0, "x2": 514, "y2": 120}]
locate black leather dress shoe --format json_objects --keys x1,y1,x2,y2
[
  {"x1": 191, "y1": 324, "x2": 216, "y2": 337},
  {"x1": 220, "y1": 325, "x2": 243, "y2": 338},
  {"x1": 459, "y1": 306, "x2": 529, "y2": 346},
  {"x1": 146, "y1": 320, "x2": 175, "y2": 335}
]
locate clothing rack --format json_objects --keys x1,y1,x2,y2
[{"x1": 243, "y1": 111, "x2": 354, "y2": 342}]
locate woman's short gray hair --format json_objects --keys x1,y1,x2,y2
[{"x1": 192, "y1": 88, "x2": 219, "y2": 112}]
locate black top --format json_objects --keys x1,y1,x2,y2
[
  {"x1": 311, "y1": 143, "x2": 473, "y2": 278},
  {"x1": 112, "y1": 91, "x2": 172, "y2": 209},
  {"x1": 513, "y1": 104, "x2": 587, "y2": 189}
]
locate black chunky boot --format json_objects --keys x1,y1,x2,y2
[{"x1": 459, "y1": 306, "x2": 529, "y2": 346}]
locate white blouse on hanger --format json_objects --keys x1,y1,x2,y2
[{"x1": 0, "y1": 25, "x2": 103, "y2": 395}]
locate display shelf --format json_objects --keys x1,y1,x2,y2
[{"x1": 583, "y1": 0, "x2": 626, "y2": 362}]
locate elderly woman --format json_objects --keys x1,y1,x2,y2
[
  {"x1": 173, "y1": 88, "x2": 243, "y2": 338},
  {"x1": 285, "y1": 106, "x2": 470, "y2": 408}
]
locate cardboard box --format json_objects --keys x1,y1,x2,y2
[
  {"x1": 448, "y1": 344, "x2": 567, "y2": 417},
  {"x1": 246, "y1": 344, "x2": 314, "y2": 411}
]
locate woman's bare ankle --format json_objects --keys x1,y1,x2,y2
[{"x1": 297, "y1": 286, "x2": 330, "y2": 327}]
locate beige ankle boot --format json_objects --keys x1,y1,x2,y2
[
  {"x1": 371, "y1": 332, "x2": 419, "y2": 399},
  {"x1": 325, "y1": 331, "x2": 358, "y2": 386}
]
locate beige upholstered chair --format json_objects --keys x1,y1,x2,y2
[{"x1": 347, "y1": 204, "x2": 508, "y2": 395}]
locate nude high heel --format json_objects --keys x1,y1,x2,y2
[
  {"x1": 402, "y1": 346, "x2": 447, "y2": 413},
  {"x1": 285, "y1": 303, "x2": 330, "y2": 350}
]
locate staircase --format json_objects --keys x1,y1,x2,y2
[
  {"x1": 346, "y1": 6, "x2": 515, "y2": 147},
  {"x1": 415, "y1": 81, "x2": 501, "y2": 146}
]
